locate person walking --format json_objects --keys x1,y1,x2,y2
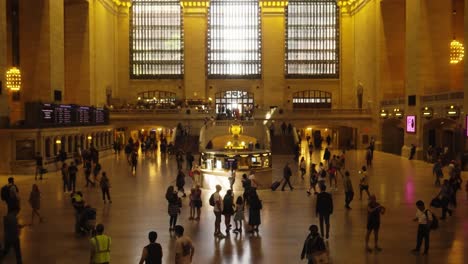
[
  {"x1": 89, "y1": 224, "x2": 111, "y2": 264},
  {"x1": 432, "y1": 159, "x2": 443, "y2": 186},
  {"x1": 323, "y1": 148, "x2": 331, "y2": 165},
  {"x1": 100, "y1": 172, "x2": 112, "y2": 204},
  {"x1": 93, "y1": 162, "x2": 102, "y2": 184},
  {"x1": 359, "y1": 166, "x2": 370, "y2": 200},
  {"x1": 176, "y1": 169, "x2": 187, "y2": 198},
  {"x1": 166, "y1": 186, "x2": 181, "y2": 231},
  {"x1": 131, "y1": 150, "x2": 138, "y2": 174},
  {"x1": 192, "y1": 185, "x2": 202, "y2": 220},
  {"x1": 248, "y1": 189, "x2": 262, "y2": 234},
  {"x1": 365, "y1": 195, "x2": 386, "y2": 252},
  {"x1": 316, "y1": 184, "x2": 333, "y2": 239},
  {"x1": 174, "y1": 225, "x2": 195, "y2": 264},
  {"x1": 2, "y1": 177, "x2": 20, "y2": 214},
  {"x1": 281, "y1": 163, "x2": 294, "y2": 191},
  {"x1": 299, "y1": 157, "x2": 306, "y2": 180},
  {"x1": 307, "y1": 164, "x2": 319, "y2": 196},
  {"x1": 412, "y1": 200, "x2": 433, "y2": 255},
  {"x1": 241, "y1": 174, "x2": 252, "y2": 205},
  {"x1": 366, "y1": 147, "x2": 373, "y2": 167},
  {"x1": 438, "y1": 180, "x2": 453, "y2": 220},
  {"x1": 222, "y1": 190, "x2": 235, "y2": 235},
  {"x1": 84, "y1": 160, "x2": 94, "y2": 187},
  {"x1": 28, "y1": 184, "x2": 43, "y2": 225},
  {"x1": 138, "y1": 231, "x2": 163, "y2": 264},
  {"x1": 68, "y1": 162, "x2": 78, "y2": 193},
  {"x1": 301, "y1": 225, "x2": 327, "y2": 264},
  {"x1": 212, "y1": 185, "x2": 225, "y2": 238},
  {"x1": 343, "y1": 171, "x2": 354, "y2": 209},
  {"x1": 61, "y1": 163, "x2": 70, "y2": 193},
  {"x1": 233, "y1": 196, "x2": 244, "y2": 233},
  {"x1": 1, "y1": 211, "x2": 24, "y2": 263},
  {"x1": 34, "y1": 152, "x2": 44, "y2": 181}
]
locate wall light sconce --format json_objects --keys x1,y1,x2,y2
[
  {"x1": 55, "y1": 139, "x2": 62, "y2": 144},
  {"x1": 421, "y1": 106, "x2": 433, "y2": 119},
  {"x1": 87, "y1": 136, "x2": 92, "y2": 140},
  {"x1": 446, "y1": 105, "x2": 460, "y2": 119},
  {"x1": 379, "y1": 109, "x2": 388, "y2": 119},
  {"x1": 393, "y1": 108, "x2": 404, "y2": 119}
]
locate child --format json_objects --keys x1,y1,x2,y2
[
  {"x1": 359, "y1": 166, "x2": 370, "y2": 200},
  {"x1": 189, "y1": 188, "x2": 196, "y2": 220},
  {"x1": 29, "y1": 184, "x2": 43, "y2": 224},
  {"x1": 233, "y1": 196, "x2": 244, "y2": 233}
]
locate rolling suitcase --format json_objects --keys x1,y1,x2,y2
[{"x1": 271, "y1": 180, "x2": 281, "y2": 191}]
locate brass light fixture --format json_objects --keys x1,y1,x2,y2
[
  {"x1": 6, "y1": 67, "x2": 21, "y2": 91},
  {"x1": 421, "y1": 106, "x2": 433, "y2": 119},
  {"x1": 446, "y1": 105, "x2": 459, "y2": 119},
  {"x1": 450, "y1": 0, "x2": 464, "y2": 64},
  {"x1": 379, "y1": 109, "x2": 388, "y2": 119},
  {"x1": 394, "y1": 108, "x2": 404, "y2": 119}
]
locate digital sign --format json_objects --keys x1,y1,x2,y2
[
  {"x1": 25, "y1": 102, "x2": 109, "y2": 128},
  {"x1": 406, "y1": 115, "x2": 416, "y2": 133}
]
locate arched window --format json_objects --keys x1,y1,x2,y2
[
  {"x1": 292, "y1": 90, "x2": 331, "y2": 109},
  {"x1": 137, "y1": 90, "x2": 177, "y2": 108},
  {"x1": 130, "y1": 0, "x2": 184, "y2": 78},
  {"x1": 286, "y1": 0, "x2": 339, "y2": 78},
  {"x1": 208, "y1": 0, "x2": 262, "y2": 77},
  {"x1": 215, "y1": 90, "x2": 254, "y2": 116}
]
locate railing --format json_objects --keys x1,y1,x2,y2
[
  {"x1": 380, "y1": 98, "x2": 406, "y2": 107},
  {"x1": 291, "y1": 108, "x2": 371, "y2": 114},
  {"x1": 421, "y1": 91, "x2": 464, "y2": 103},
  {"x1": 212, "y1": 120, "x2": 256, "y2": 127}
]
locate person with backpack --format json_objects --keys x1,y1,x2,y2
[
  {"x1": 365, "y1": 195, "x2": 385, "y2": 252},
  {"x1": 211, "y1": 185, "x2": 225, "y2": 238},
  {"x1": 174, "y1": 225, "x2": 194, "y2": 264},
  {"x1": 68, "y1": 162, "x2": 78, "y2": 193},
  {"x1": 2, "y1": 177, "x2": 20, "y2": 214},
  {"x1": 412, "y1": 200, "x2": 436, "y2": 255},
  {"x1": 301, "y1": 225, "x2": 327, "y2": 264},
  {"x1": 138, "y1": 231, "x2": 163, "y2": 264},
  {"x1": 100, "y1": 172, "x2": 112, "y2": 204}
]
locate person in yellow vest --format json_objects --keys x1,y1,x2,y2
[{"x1": 90, "y1": 224, "x2": 111, "y2": 264}]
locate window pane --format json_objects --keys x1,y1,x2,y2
[
  {"x1": 208, "y1": 0, "x2": 262, "y2": 77},
  {"x1": 130, "y1": 0, "x2": 184, "y2": 78},
  {"x1": 286, "y1": 0, "x2": 339, "y2": 78}
]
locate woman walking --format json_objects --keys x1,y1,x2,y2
[
  {"x1": 307, "y1": 163, "x2": 318, "y2": 196},
  {"x1": 176, "y1": 169, "x2": 186, "y2": 198},
  {"x1": 166, "y1": 186, "x2": 181, "y2": 231},
  {"x1": 29, "y1": 184, "x2": 43, "y2": 225},
  {"x1": 248, "y1": 189, "x2": 262, "y2": 234},
  {"x1": 191, "y1": 185, "x2": 202, "y2": 220},
  {"x1": 223, "y1": 190, "x2": 235, "y2": 235},
  {"x1": 299, "y1": 157, "x2": 306, "y2": 180},
  {"x1": 365, "y1": 195, "x2": 386, "y2": 252},
  {"x1": 61, "y1": 163, "x2": 70, "y2": 193},
  {"x1": 100, "y1": 172, "x2": 112, "y2": 204},
  {"x1": 233, "y1": 196, "x2": 244, "y2": 233}
]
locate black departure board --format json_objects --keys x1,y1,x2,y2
[{"x1": 25, "y1": 102, "x2": 109, "y2": 128}]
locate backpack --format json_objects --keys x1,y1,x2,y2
[
  {"x1": 209, "y1": 193, "x2": 216, "y2": 206},
  {"x1": 1, "y1": 185, "x2": 10, "y2": 201},
  {"x1": 182, "y1": 242, "x2": 192, "y2": 256},
  {"x1": 425, "y1": 210, "x2": 438, "y2": 230}
]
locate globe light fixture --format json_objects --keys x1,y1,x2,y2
[{"x1": 6, "y1": 67, "x2": 21, "y2": 91}]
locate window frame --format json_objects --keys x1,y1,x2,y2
[{"x1": 292, "y1": 90, "x2": 332, "y2": 109}]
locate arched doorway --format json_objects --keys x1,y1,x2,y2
[
  {"x1": 381, "y1": 119, "x2": 404, "y2": 155},
  {"x1": 423, "y1": 118, "x2": 463, "y2": 162},
  {"x1": 215, "y1": 90, "x2": 254, "y2": 118}
]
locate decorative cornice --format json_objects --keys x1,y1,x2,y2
[
  {"x1": 338, "y1": 0, "x2": 372, "y2": 15},
  {"x1": 259, "y1": 0, "x2": 288, "y2": 8}
]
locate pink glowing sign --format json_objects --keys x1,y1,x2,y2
[{"x1": 406, "y1": 115, "x2": 416, "y2": 133}]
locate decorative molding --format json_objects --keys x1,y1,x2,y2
[
  {"x1": 96, "y1": 0, "x2": 119, "y2": 15},
  {"x1": 259, "y1": 1, "x2": 288, "y2": 8}
]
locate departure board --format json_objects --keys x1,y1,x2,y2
[{"x1": 55, "y1": 105, "x2": 73, "y2": 125}]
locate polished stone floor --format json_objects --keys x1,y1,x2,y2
[{"x1": 1, "y1": 145, "x2": 468, "y2": 264}]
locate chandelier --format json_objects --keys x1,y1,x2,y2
[
  {"x1": 112, "y1": 0, "x2": 131, "y2": 7},
  {"x1": 6, "y1": 67, "x2": 21, "y2": 91},
  {"x1": 450, "y1": 39, "x2": 464, "y2": 64}
]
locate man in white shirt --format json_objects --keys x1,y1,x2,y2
[
  {"x1": 213, "y1": 185, "x2": 225, "y2": 238},
  {"x1": 412, "y1": 200, "x2": 432, "y2": 255}
]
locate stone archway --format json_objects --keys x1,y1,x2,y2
[
  {"x1": 423, "y1": 118, "x2": 463, "y2": 162},
  {"x1": 381, "y1": 119, "x2": 404, "y2": 155}
]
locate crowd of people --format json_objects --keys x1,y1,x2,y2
[{"x1": 0, "y1": 134, "x2": 466, "y2": 263}]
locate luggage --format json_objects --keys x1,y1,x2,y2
[{"x1": 271, "y1": 180, "x2": 281, "y2": 191}]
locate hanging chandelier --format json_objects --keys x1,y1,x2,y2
[
  {"x1": 6, "y1": 67, "x2": 21, "y2": 91},
  {"x1": 450, "y1": 39, "x2": 464, "y2": 64}
]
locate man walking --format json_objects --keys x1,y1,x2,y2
[
  {"x1": 412, "y1": 200, "x2": 432, "y2": 255},
  {"x1": 343, "y1": 171, "x2": 354, "y2": 209},
  {"x1": 212, "y1": 185, "x2": 225, "y2": 238},
  {"x1": 90, "y1": 224, "x2": 111, "y2": 264},
  {"x1": 174, "y1": 225, "x2": 195, "y2": 264},
  {"x1": 34, "y1": 152, "x2": 44, "y2": 180},
  {"x1": 281, "y1": 163, "x2": 294, "y2": 191},
  {"x1": 316, "y1": 184, "x2": 333, "y2": 239},
  {"x1": 1, "y1": 210, "x2": 24, "y2": 263},
  {"x1": 138, "y1": 231, "x2": 162, "y2": 264},
  {"x1": 68, "y1": 162, "x2": 78, "y2": 193}
]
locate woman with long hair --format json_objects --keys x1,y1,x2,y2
[
  {"x1": 166, "y1": 186, "x2": 181, "y2": 231},
  {"x1": 29, "y1": 184, "x2": 43, "y2": 224}
]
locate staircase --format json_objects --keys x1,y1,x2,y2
[{"x1": 271, "y1": 134, "x2": 296, "y2": 155}]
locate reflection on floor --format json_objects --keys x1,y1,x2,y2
[{"x1": 1, "y1": 147, "x2": 467, "y2": 263}]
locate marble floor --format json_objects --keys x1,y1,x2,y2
[{"x1": 1, "y1": 146, "x2": 468, "y2": 264}]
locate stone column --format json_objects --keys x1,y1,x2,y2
[
  {"x1": 20, "y1": 0, "x2": 64, "y2": 104},
  {"x1": 0, "y1": 0, "x2": 7, "y2": 126},
  {"x1": 261, "y1": 2, "x2": 286, "y2": 109},
  {"x1": 465, "y1": 0, "x2": 468, "y2": 152},
  {"x1": 182, "y1": 1, "x2": 208, "y2": 100}
]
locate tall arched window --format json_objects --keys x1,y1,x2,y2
[
  {"x1": 208, "y1": 0, "x2": 262, "y2": 78},
  {"x1": 286, "y1": 0, "x2": 339, "y2": 78},
  {"x1": 130, "y1": 0, "x2": 184, "y2": 78},
  {"x1": 292, "y1": 90, "x2": 332, "y2": 109}
]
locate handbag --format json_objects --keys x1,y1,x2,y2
[
  {"x1": 312, "y1": 251, "x2": 330, "y2": 264},
  {"x1": 430, "y1": 197, "x2": 442, "y2": 208}
]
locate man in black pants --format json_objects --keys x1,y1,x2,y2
[
  {"x1": 1, "y1": 210, "x2": 24, "y2": 263},
  {"x1": 34, "y1": 152, "x2": 43, "y2": 181},
  {"x1": 68, "y1": 162, "x2": 78, "y2": 193},
  {"x1": 316, "y1": 184, "x2": 333, "y2": 239},
  {"x1": 412, "y1": 200, "x2": 432, "y2": 255},
  {"x1": 281, "y1": 163, "x2": 294, "y2": 191}
]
